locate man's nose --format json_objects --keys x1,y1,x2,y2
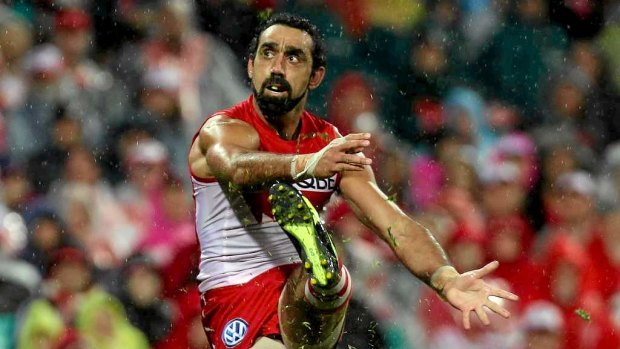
[{"x1": 270, "y1": 53, "x2": 285, "y2": 75}]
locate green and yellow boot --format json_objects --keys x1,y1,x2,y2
[{"x1": 268, "y1": 182, "x2": 340, "y2": 288}]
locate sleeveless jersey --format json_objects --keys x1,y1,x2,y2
[{"x1": 190, "y1": 96, "x2": 341, "y2": 292}]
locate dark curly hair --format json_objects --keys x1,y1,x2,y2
[{"x1": 247, "y1": 13, "x2": 327, "y2": 72}]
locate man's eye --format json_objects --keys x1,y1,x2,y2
[
  {"x1": 263, "y1": 50, "x2": 275, "y2": 58},
  {"x1": 288, "y1": 55, "x2": 299, "y2": 63}
]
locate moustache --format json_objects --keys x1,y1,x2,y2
[{"x1": 261, "y1": 75, "x2": 292, "y2": 95}]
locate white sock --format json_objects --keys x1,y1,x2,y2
[{"x1": 304, "y1": 265, "x2": 352, "y2": 310}]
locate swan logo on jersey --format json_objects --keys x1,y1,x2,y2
[
  {"x1": 222, "y1": 318, "x2": 248, "y2": 347},
  {"x1": 294, "y1": 175, "x2": 337, "y2": 192}
]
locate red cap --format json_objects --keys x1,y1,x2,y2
[
  {"x1": 55, "y1": 9, "x2": 91, "y2": 32},
  {"x1": 48, "y1": 246, "x2": 89, "y2": 270}
]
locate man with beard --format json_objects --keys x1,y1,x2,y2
[{"x1": 187, "y1": 13, "x2": 518, "y2": 349}]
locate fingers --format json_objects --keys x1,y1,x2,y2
[
  {"x1": 485, "y1": 298, "x2": 511, "y2": 318},
  {"x1": 337, "y1": 139, "x2": 372, "y2": 152},
  {"x1": 341, "y1": 154, "x2": 372, "y2": 166},
  {"x1": 475, "y1": 306, "x2": 490, "y2": 326},
  {"x1": 472, "y1": 260, "x2": 500, "y2": 279},
  {"x1": 337, "y1": 163, "x2": 367, "y2": 172},
  {"x1": 348, "y1": 147, "x2": 367, "y2": 154},
  {"x1": 464, "y1": 302, "x2": 507, "y2": 331},
  {"x1": 337, "y1": 134, "x2": 372, "y2": 152},
  {"x1": 490, "y1": 287, "x2": 519, "y2": 301},
  {"x1": 462, "y1": 310, "x2": 471, "y2": 330},
  {"x1": 343, "y1": 133, "x2": 372, "y2": 141}
]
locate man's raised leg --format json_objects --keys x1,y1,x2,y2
[
  {"x1": 278, "y1": 264, "x2": 351, "y2": 348},
  {"x1": 269, "y1": 183, "x2": 352, "y2": 348}
]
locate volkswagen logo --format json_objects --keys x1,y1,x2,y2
[{"x1": 221, "y1": 318, "x2": 249, "y2": 347}]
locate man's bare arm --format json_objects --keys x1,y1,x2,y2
[
  {"x1": 338, "y1": 167, "x2": 455, "y2": 288},
  {"x1": 197, "y1": 115, "x2": 293, "y2": 186},
  {"x1": 339, "y1": 164, "x2": 518, "y2": 329},
  {"x1": 193, "y1": 115, "x2": 373, "y2": 187}
]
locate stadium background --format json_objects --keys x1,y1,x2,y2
[{"x1": 0, "y1": 0, "x2": 619, "y2": 348}]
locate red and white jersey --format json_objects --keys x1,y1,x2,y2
[{"x1": 190, "y1": 96, "x2": 341, "y2": 292}]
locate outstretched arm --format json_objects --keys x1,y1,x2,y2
[
  {"x1": 189, "y1": 114, "x2": 373, "y2": 187},
  {"x1": 339, "y1": 165, "x2": 518, "y2": 329}
]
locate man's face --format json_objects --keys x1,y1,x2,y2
[
  {"x1": 249, "y1": 24, "x2": 321, "y2": 118},
  {"x1": 55, "y1": 29, "x2": 90, "y2": 58}
]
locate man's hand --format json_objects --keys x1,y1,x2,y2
[
  {"x1": 440, "y1": 261, "x2": 519, "y2": 330},
  {"x1": 296, "y1": 133, "x2": 373, "y2": 178}
]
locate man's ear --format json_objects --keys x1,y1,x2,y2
[
  {"x1": 308, "y1": 67, "x2": 326, "y2": 90},
  {"x1": 247, "y1": 58, "x2": 254, "y2": 79}
]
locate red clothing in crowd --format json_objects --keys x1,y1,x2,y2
[
  {"x1": 587, "y1": 233, "x2": 620, "y2": 302},
  {"x1": 537, "y1": 235, "x2": 620, "y2": 349},
  {"x1": 484, "y1": 215, "x2": 540, "y2": 308}
]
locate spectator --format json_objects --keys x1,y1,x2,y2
[
  {"x1": 535, "y1": 143, "x2": 584, "y2": 227},
  {"x1": 19, "y1": 211, "x2": 73, "y2": 274},
  {"x1": 155, "y1": 286, "x2": 208, "y2": 349},
  {"x1": 126, "y1": 67, "x2": 188, "y2": 175},
  {"x1": 137, "y1": 175, "x2": 195, "y2": 267},
  {"x1": 53, "y1": 329, "x2": 87, "y2": 349},
  {"x1": 7, "y1": 44, "x2": 64, "y2": 162},
  {"x1": 50, "y1": 147, "x2": 138, "y2": 269},
  {"x1": 365, "y1": 0, "x2": 425, "y2": 33},
  {"x1": 117, "y1": 254, "x2": 172, "y2": 346},
  {"x1": 435, "y1": 180, "x2": 485, "y2": 243},
  {"x1": 517, "y1": 301, "x2": 565, "y2": 349},
  {"x1": 409, "y1": 134, "x2": 467, "y2": 210},
  {"x1": 326, "y1": 73, "x2": 379, "y2": 137},
  {"x1": 18, "y1": 247, "x2": 149, "y2": 349},
  {"x1": 26, "y1": 105, "x2": 84, "y2": 194},
  {"x1": 442, "y1": 86, "x2": 498, "y2": 165},
  {"x1": 1, "y1": 167, "x2": 36, "y2": 217},
  {"x1": 536, "y1": 171, "x2": 600, "y2": 255},
  {"x1": 75, "y1": 288, "x2": 149, "y2": 349},
  {"x1": 0, "y1": 235, "x2": 40, "y2": 349},
  {"x1": 587, "y1": 209, "x2": 620, "y2": 302},
  {"x1": 476, "y1": 0, "x2": 568, "y2": 118},
  {"x1": 596, "y1": 6, "x2": 620, "y2": 93},
  {"x1": 390, "y1": 31, "x2": 453, "y2": 144},
  {"x1": 197, "y1": 0, "x2": 260, "y2": 65},
  {"x1": 116, "y1": 139, "x2": 171, "y2": 246},
  {"x1": 533, "y1": 68, "x2": 608, "y2": 155},
  {"x1": 568, "y1": 41, "x2": 620, "y2": 149},
  {"x1": 489, "y1": 132, "x2": 544, "y2": 228},
  {"x1": 17, "y1": 299, "x2": 65, "y2": 349},
  {"x1": 99, "y1": 120, "x2": 157, "y2": 185},
  {"x1": 52, "y1": 7, "x2": 126, "y2": 147},
  {"x1": 459, "y1": 0, "x2": 510, "y2": 59},
  {"x1": 0, "y1": 14, "x2": 32, "y2": 113},
  {"x1": 479, "y1": 162, "x2": 528, "y2": 219},
  {"x1": 548, "y1": 0, "x2": 604, "y2": 39},
  {"x1": 17, "y1": 247, "x2": 88, "y2": 349},
  {"x1": 484, "y1": 216, "x2": 538, "y2": 307},
  {"x1": 114, "y1": 0, "x2": 248, "y2": 138},
  {"x1": 537, "y1": 235, "x2": 619, "y2": 349},
  {"x1": 326, "y1": 72, "x2": 412, "y2": 205},
  {"x1": 597, "y1": 143, "x2": 620, "y2": 211},
  {"x1": 490, "y1": 132, "x2": 539, "y2": 191}
]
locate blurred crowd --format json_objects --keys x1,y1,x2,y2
[{"x1": 0, "y1": 0, "x2": 619, "y2": 348}]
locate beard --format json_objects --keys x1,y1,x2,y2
[{"x1": 253, "y1": 75, "x2": 306, "y2": 119}]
